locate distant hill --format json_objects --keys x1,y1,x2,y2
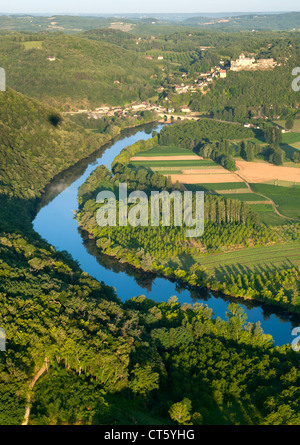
[
  {"x1": 180, "y1": 12, "x2": 300, "y2": 30},
  {"x1": 0, "y1": 33, "x2": 158, "y2": 110}
]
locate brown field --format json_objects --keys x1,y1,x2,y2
[
  {"x1": 166, "y1": 173, "x2": 243, "y2": 184},
  {"x1": 130, "y1": 155, "x2": 203, "y2": 161},
  {"x1": 236, "y1": 161, "x2": 300, "y2": 183}
]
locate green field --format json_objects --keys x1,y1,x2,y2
[
  {"x1": 250, "y1": 184, "x2": 300, "y2": 219},
  {"x1": 218, "y1": 193, "x2": 269, "y2": 202},
  {"x1": 21, "y1": 41, "x2": 43, "y2": 50},
  {"x1": 197, "y1": 241, "x2": 300, "y2": 280}
]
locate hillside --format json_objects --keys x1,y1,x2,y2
[
  {"x1": 0, "y1": 34, "x2": 158, "y2": 110},
  {"x1": 0, "y1": 85, "x2": 299, "y2": 427}
]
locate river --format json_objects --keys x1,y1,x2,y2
[{"x1": 33, "y1": 123, "x2": 299, "y2": 346}]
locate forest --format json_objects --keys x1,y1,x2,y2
[
  {"x1": 0, "y1": 33, "x2": 159, "y2": 110},
  {"x1": 76, "y1": 120, "x2": 300, "y2": 313}
]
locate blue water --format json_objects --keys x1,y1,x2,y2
[{"x1": 33, "y1": 124, "x2": 299, "y2": 346}]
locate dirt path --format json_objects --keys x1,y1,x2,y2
[
  {"x1": 130, "y1": 155, "x2": 203, "y2": 161},
  {"x1": 22, "y1": 358, "x2": 49, "y2": 425}
]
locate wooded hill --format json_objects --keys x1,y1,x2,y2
[
  {"x1": 0, "y1": 44, "x2": 300, "y2": 426},
  {"x1": 180, "y1": 12, "x2": 300, "y2": 31}
]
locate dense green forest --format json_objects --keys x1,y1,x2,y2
[
  {"x1": 1, "y1": 27, "x2": 299, "y2": 116},
  {"x1": 0, "y1": 33, "x2": 159, "y2": 110},
  {"x1": 0, "y1": 12, "x2": 299, "y2": 34},
  {"x1": 157, "y1": 120, "x2": 289, "y2": 167},
  {"x1": 1, "y1": 231, "x2": 300, "y2": 425}
]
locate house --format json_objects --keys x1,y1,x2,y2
[
  {"x1": 132, "y1": 104, "x2": 147, "y2": 111},
  {"x1": 181, "y1": 107, "x2": 191, "y2": 113},
  {"x1": 157, "y1": 56, "x2": 164, "y2": 60},
  {"x1": 219, "y1": 70, "x2": 226, "y2": 78},
  {"x1": 47, "y1": 56, "x2": 56, "y2": 62}
]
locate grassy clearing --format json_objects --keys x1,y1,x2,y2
[
  {"x1": 129, "y1": 159, "x2": 217, "y2": 168},
  {"x1": 152, "y1": 169, "x2": 182, "y2": 174},
  {"x1": 281, "y1": 132, "x2": 300, "y2": 145},
  {"x1": 197, "y1": 241, "x2": 300, "y2": 280},
  {"x1": 277, "y1": 119, "x2": 300, "y2": 132},
  {"x1": 248, "y1": 203, "x2": 274, "y2": 212}
]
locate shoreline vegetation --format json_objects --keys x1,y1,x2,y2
[
  {"x1": 1, "y1": 93, "x2": 300, "y2": 427},
  {"x1": 1, "y1": 22, "x2": 300, "y2": 425},
  {"x1": 76, "y1": 119, "x2": 300, "y2": 314}
]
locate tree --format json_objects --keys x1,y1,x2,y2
[{"x1": 273, "y1": 150, "x2": 284, "y2": 166}]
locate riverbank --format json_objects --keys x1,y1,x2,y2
[
  {"x1": 33, "y1": 122, "x2": 299, "y2": 346},
  {"x1": 75, "y1": 124, "x2": 300, "y2": 317}
]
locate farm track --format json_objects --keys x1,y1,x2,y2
[{"x1": 203, "y1": 252, "x2": 300, "y2": 269}]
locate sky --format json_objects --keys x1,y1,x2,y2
[{"x1": 0, "y1": 0, "x2": 299, "y2": 14}]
